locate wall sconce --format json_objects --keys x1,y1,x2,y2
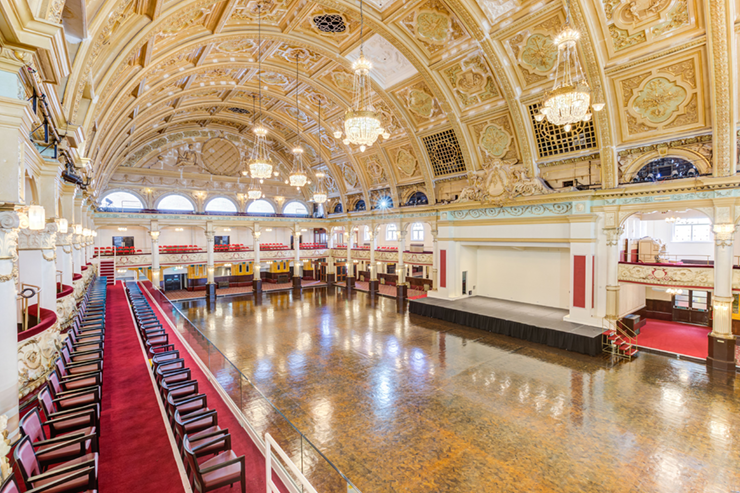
[
  {"x1": 73, "y1": 224, "x2": 83, "y2": 235},
  {"x1": 83, "y1": 228, "x2": 91, "y2": 237},
  {"x1": 92, "y1": 231, "x2": 98, "y2": 237},
  {"x1": 223, "y1": 263, "x2": 232, "y2": 267},
  {"x1": 223, "y1": 228, "x2": 231, "y2": 232},
  {"x1": 265, "y1": 228, "x2": 272, "y2": 232},
  {"x1": 28, "y1": 205, "x2": 45, "y2": 230},
  {"x1": 118, "y1": 227, "x2": 128, "y2": 231},
  {"x1": 57, "y1": 218, "x2": 68, "y2": 234},
  {"x1": 151, "y1": 231, "x2": 160, "y2": 240},
  {"x1": 376, "y1": 261, "x2": 382, "y2": 265},
  {"x1": 666, "y1": 288, "x2": 682, "y2": 295},
  {"x1": 714, "y1": 224, "x2": 734, "y2": 235},
  {"x1": 254, "y1": 231, "x2": 261, "y2": 238},
  {"x1": 714, "y1": 303, "x2": 729, "y2": 312},
  {"x1": 175, "y1": 227, "x2": 184, "y2": 232},
  {"x1": 301, "y1": 228, "x2": 307, "y2": 232}
]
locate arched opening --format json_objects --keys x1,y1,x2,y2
[
  {"x1": 333, "y1": 203, "x2": 343, "y2": 214},
  {"x1": 101, "y1": 191, "x2": 144, "y2": 210},
  {"x1": 283, "y1": 201, "x2": 309, "y2": 215},
  {"x1": 631, "y1": 157, "x2": 701, "y2": 184},
  {"x1": 410, "y1": 222, "x2": 424, "y2": 241},
  {"x1": 354, "y1": 200, "x2": 366, "y2": 212},
  {"x1": 246, "y1": 199, "x2": 276, "y2": 214},
  {"x1": 385, "y1": 223, "x2": 398, "y2": 241},
  {"x1": 157, "y1": 194, "x2": 195, "y2": 212},
  {"x1": 405, "y1": 192, "x2": 428, "y2": 206},
  {"x1": 204, "y1": 197, "x2": 238, "y2": 214}
]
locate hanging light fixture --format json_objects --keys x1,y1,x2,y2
[
  {"x1": 289, "y1": 53, "x2": 308, "y2": 188},
  {"x1": 313, "y1": 101, "x2": 328, "y2": 205},
  {"x1": 27, "y1": 205, "x2": 45, "y2": 230},
  {"x1": 245, "y1": 5, "x2": 274, "y2": 180},
  {"x1": 247, "y1": 180, "x2": 263, "y2": 200},
  {"x1": 57, "y1": 217, "x2": 68, "y2": 234},
  {"x1": 332, "y1": 0, "x2": 388, "y2": 152},
  {"x1": 534, "y1": 0, "x2": 602, "y2": 131}
]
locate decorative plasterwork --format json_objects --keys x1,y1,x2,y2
[
  {"x1": 362, "y1": 155, "x2": 387, "y2": 188},
  {"x1": 227, "y1": 0, "x2": 291, "y2": 24},
  {"x1": 445, "y1": 202, "x2": 572, "y2": 220},
  {"x1": 468, "y1": 112, "x2": 519, "y2": 170},
  {"x1": 456, "y1": 158, "x2": 553, "y2": 205},
  {"x1": 386, "y1": 143, "x2": 421, "y2": 182},
  {"x1": 503, "y1": 12, "x2": 564, "y2": 89},
  {"x1": 618, "y1": 263, "x2": 713, "y2": 288},
  {"x1": 439, "y1": 52, "x2": 500, "y2": 110},
  {"x1": 393, "y1": 80, "x2": 442, "y2": 126},
  {"x1": 612, "y1": 48, "x2": 706, "y2": 141},
  {"x1": 396, "y1": 0, "x2": 470, "y2": 59},
  {"x1": 345, "y1": 34, "x2": 418, "y2": 89}
]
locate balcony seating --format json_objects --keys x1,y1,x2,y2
[
  {"x1": 124, "y1": 281, "x2": 246, "y2": 492},
  {"x1": 376, "y1": 246, "x2": 398, "y2": 251},
  {"x1": 95, "y1": 246, "x2": 142, "y2": 256},
  {"x1": 299, "y1": 243, "x2": 327, "y2": 249},
  {"x1": 259, "y1": 243, "x2": 289, "y2": 250},
  {"x1": 159, "y1": 245, "x2": 201, "y2": 254},
  {"x1": 214, "y1": 244, "x2": 250, "y2": 252}
]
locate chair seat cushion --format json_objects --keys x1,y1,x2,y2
[
  {"x1": 201, "y1": 451, "x2": 240, "y2": 489},
  {"x1": 38, "y1": 440, "x2": 89, "y2": 464},
  {"x1": 53, "y1": 416, "x2": 94, "y2": 434},
  {"x1": 58, "y1": 394, "x2": 98, "y2": 411},
  {"x1": 64, "y1": 377, "x2": 98, "y2": 390},
  {"x1": 184, "y1": 416, "x2": 214, "y2": 434}
]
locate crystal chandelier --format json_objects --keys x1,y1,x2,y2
[
  {"x1": 332, "y1": 0, "x2": 389, "y2": 152},
  {"x1": 243, "y1": 5, "x2": 273, "y2": 180},
  {"x1": 535, "y1": 4, "x2": 603, "y2": 131},
  {"x1": 247, "y1": 180, "x2": 263, "y2": 200},
  {"x1": 289, "y1": 53, "x2": 308, "y2": 188},
  {"x1": 313, "y1": 102, "x2": 328, "y2": 204}
]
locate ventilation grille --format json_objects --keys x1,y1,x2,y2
[
  {"x1": 528, "y1": 102, "x2": 597, "y2": 158},
  {"x1": 422, "y1": 129, "x2": 466, "y2": 177},
  {"x1": 313, "y1": 14, "x2": 346, "y2": 33},
  {"x1": 227, "y1": 107, "x2": 250, "y2": 114}
]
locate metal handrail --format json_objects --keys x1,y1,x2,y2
[
  {"x1": 265, "y1": 433, "x2": 317, "y2": 493},
  {"x1": 18, "y1": 284, "x2": 41, "y2": 332}
]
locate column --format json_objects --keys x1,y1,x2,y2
[
  {"x1": 205, "y1": 228, "x2": 216, "y2": 301},
  {"x1": 252, "y1": 227, "x2": 262, "y2": 294},
  {"x1": 708, "y1": 222, "x2": 737, "y2": 370},
  {"x1": 431, "y1": 230, "x2": 439, "y2": 290},
  {"x1": 150, "y1": 230, "x2": 161, "y2": 289},
  {"x1": 0, "y1": 211, "x2": 20, "y2": 439},
  {"x1": 345, "y1": 226, "x2": 354, "y2": 290},
  {"x1": 293, "y1": 224, "x2": 302, "y2": 290},
  {"x1": 72, "y1": 198, "x2": 84, "y2": 275},
  {"x1": 326, "y1": 229, "x2": 336, "y2": 285},
  {"x1": 56, "y1": 229, "x2": 73, "y2": 286},
  {"x1": 369, "y1": 228, "x2": 378, "y2": 294},
  {"x1": 604, "y1": 227, "x2": 622, "y2": 320},
  {"x1": 18, "y1": 222, "x2": 58, "y2": 313},
  {"x1": 397, "y1": 228, "x2": 408, "y2": 300}
]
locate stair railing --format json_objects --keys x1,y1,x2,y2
[{"x1": 602, "y1": 318, "x2": 639, "y2": 360}]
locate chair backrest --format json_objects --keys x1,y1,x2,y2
[
  {"x1": 38, "y1": 386, "x2": 56, "y2": 416},
  {"x1": 13, "y1": 436, "x2": 40, "y2": 483},
  {"x1": 55, "y1": 358, "x2": 68, "y2": 378},
  {"x1": 19, "y1": 408, "x2": 46, "y2": 443},
  {"x1": 182, "y1": 436, "x2": 205, "y2": 486},
  {"x1": 47, "y1": 371, "x2": 63, "y2": 397},
  {"x1": 0, "y1": 475, "x2": 20, "y2": 493}
]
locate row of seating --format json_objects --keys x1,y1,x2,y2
[
  {"x1": 214, "y1": 244, "x2": 250, "y2": 252},
  {"x1": 159, "y1": 245, "x2": 202, "y2": 253},
  {"x1": 259, "y1": 243, "x2": 289, "y2": 250},
  {"x1": 125, "y1": 282, "x2": 247, "y2": 493},
  {"x1": 5, "y1": 277, "x2": 107, "y2": 493},
  {"x1": 95, "y1": 246, "x2": 142, "y2": 256},
  {"x1": 299, "y1": 243, "x2": 327, "y2": 249}
]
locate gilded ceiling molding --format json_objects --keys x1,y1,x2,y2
[
  {"x1": 603, "y1": 37, "x2": 706, "y2": 75},
  {"x1": 570, "y1": 0, "x2": 618, "y2": 189},
  {"x1": 704, "y1": 0, "x2": 737, "y2": 177}
]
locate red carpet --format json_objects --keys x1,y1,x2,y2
[
  {"x1": 139, "y1": 281, "x2": 290, "y2": 493},
  {"x1": 637, "y1": 318, "x2": 710, "y2": 359},
  {"x1": 99, "y1": 283, "x2": 184, "y2": 493}
]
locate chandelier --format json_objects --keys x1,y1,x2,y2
[
  {"x1": 243, "y1": 5, "x2": 273, "y2": 180},
  {"x1": 289, "y1": 53, "x2": 308, "y2": 188},
  {"x1": 313, "y1": 101, "x2": 328, "y2": 204},
  {"x1": 534, "y1": 7, "x2": 603, "y2": 131},
  {"x1": 247, "y1": 180, "x2": 263, "y2": 200},
  {"x1": 332, "y1": 0, "x2": 389, "y2": 152}
]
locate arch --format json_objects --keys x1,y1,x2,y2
[
  {"x1": 618, "y1": 208, "x2": 714, "y2": 228},
  {"x1": 204, "y1": 196, "x2": 238, "y2": 214},
  {"x1": 621, "y1": 149, "x2": 711, "y2": 183},
  {"x1": 246, "y1": 199, "x2": 276, "y2": 214},
  {"x1": 410, "y1": 222, "x2": 425, "y2": 242},
  {"x1": 24, "y1": 173, "x2": 38, "y2": 205},
  {"x1": 283, "y1": 201, "x2": 309, "y2": 215},
  {"x1": 100, "y1": 190, "x2": 145, "y2": 210},
  {"x1": 354, "y1": 200, "x2": 366, "y2": 212},
  {"x1": 332, "y1": 203, "x2": 344, "y2": 214},
  {"x1": 405, "y1": 191, "x2": 428, "y2": 207},
  {"x1": 385, "y1": 223, "x2": 399, "y2": 241},
  {"x1": 155, "y1": 193, "x2": 196, "y2": 212}
]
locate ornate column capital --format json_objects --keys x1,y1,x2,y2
[
  {"x1": 18, "y1": 222, "x2": 58, "y2": 261},
  {"x1": 0, "y1": 211, "x2": 20, "y2": 284},
  {"x1": 713, "y1": 224, "x2": 735, "y2": 247},
  {"x1": 603, "y1": 227, "x2": 624, "y2": 246},
  {"x1": 205, "y1": 231, "x2": 215, "y2": 242}
]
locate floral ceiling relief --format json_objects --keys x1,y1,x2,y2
[
  {"x1": 479, "y1": 124, "x2": 512, "y2": 158},
  {"x1": 470, "y1": 114, "x2": 519, "y2": 166},
  {"x1": 503, "y1": 14, "x2": 563, "y2": 88},
  {"x1": 340, "y1": 163, "x2": 359, "y2": 189},
  {"x1": 364, "y1": 156, "x2": 386, "y2": 187},
  {"x1": 441, "y1": 54, "x2": 499, "y2": 109},
  {"x1": 519, "y1": 33, "x2": 557, "y2": 74},
  {"x1": 396, "y1": 82, "x2": 441, "y2": 126},
  {"x1": 228, "y1": 0, "x2": 289, "y2": 24},
  {"x1": 395, "y1": 147, "x2": 419, "y2": 179},
  {"x1": 399, "y1": 0, "x2": 468, "y2": 57},
  {"x1": 614, "y1": 50, "x2": 704, "y2": 140},
  {"x1": 601, "y1": 0, "x2": 693, "y2": 54}
]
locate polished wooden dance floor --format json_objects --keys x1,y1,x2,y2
[{"x1": 171, "y1": 288, "x2": 740, "y2": 493}]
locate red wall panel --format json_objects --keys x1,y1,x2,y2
[
  {"x1": 440, "y1": 249, "x2": 447, "y2": 288},
  {"x1": 573, "y1": 255, "x2": 586, "y2": 309}
]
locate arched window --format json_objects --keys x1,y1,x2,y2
[
  {"x1": 246, "y1": 199, "x2": 276, "y2": 214},
  {"x1": 205, "y1": 197, "x2": 238, "y2": 213},
  {"x1": 100, "y1": 191, "x2": 144, "y2": 210},
  {"x1": 157, "y1": 194, "x2": 194, "y2": 212},
  {"x1": 333, "y1": 203, "x2": 343, "y2": 214},
  {"x1": 406, "y1": 192, "x2": 428, "y2": 206},
  {"x1": 385, "y1": 223, "x2": 398, "y2": 241},
  {"x1": 283, "y1": 201, "x2": 308, "y2": 215},
  {"x1": 354, "y1": 200, "x2": 366, "y2": 211},
  {"x1": 632, "y1": 157, "x2": 700, "y2": 184},
  {"x1": 363, "y1": 226, "x2": 371, "y2": 242},
  {"x1": 411, "y1": 222, "x2": 424, "y2": 241}
]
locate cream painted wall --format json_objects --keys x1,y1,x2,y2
[
  {"x1": 646, "y1": 286, "x2": 672, "y2": 301},
  {"x1": 618, "y1": 283, "x2": 646, "y2": 317},
  {"x1": 475, "y1": 246, "x2": 570, "y2": 309}
]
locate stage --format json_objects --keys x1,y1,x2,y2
[{"x1": 409, "y1": 296, "x2": 603, "y2": 356}]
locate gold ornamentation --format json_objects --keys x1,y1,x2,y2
[
  {"x1": 631, "y1": 77, "x2": 687, "y2": 124},
  {"x1": 618, "y1": 263, "x2": 713, "y2": 288},
  {"x1": 520, "y1": 33, "x2": 558, "y2": 73},
  {"x1": 479, "y1": 124, "x2": 512, "y2": 158},
  {"x1": 415, "y1": 10, "x2": 451, "y2": 45},
  {"x1": 456, "y1": 159, "x2": 552, "y2": 205},
  {"x1": 396, "y1": 148, "x2": 418, "y2": 177}
]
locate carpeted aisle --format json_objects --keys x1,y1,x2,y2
[
  {"x1": 139, "y1": 281, "x2": 290, "y2": 493},
  {"x1": 637, "y1": 318, "x2": 710, "y2": 359},
  {"x1": 99, "y1": 282, "x2": 185, "y2": 493}
]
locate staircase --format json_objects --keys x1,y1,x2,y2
[
  {"x1": 602, "y1": 318, "x2": 639, "y2": 360},
  {"x1": 99, "y1": 260, "x2": 115, "y2": 285}
]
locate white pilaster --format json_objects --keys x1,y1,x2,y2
[
  {"x1": 0, "y1": 211, "x2": 20, "y2": 437},
  {"x1": 712, "y1": 223, "x2": 735, "y2": 337}
]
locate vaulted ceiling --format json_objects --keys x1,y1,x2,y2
[{"x1": 64, "y1": 0, "x2": 722, "y2": 209}]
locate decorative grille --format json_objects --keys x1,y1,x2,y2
[
  {"x1": 528, "y1": 102, "x2": 597, "y2": 158},
  {"x1": 421, "y1": 129, "x2": 466, "y2": 177},
  {"x1": 313, "y1": 14, "x2": 347, "y2": 33}
]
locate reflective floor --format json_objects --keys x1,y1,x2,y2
[{"x1": 173, "y1": 288, "x2": 740, "y2": 493}]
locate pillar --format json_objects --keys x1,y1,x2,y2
[
  {"x1": 604, "y1": 227, "x2": 622, "y2": 320},
  {"x1": 431, "y1": 231, "x2": 439, "y2": 290},
  {"x1": 345, "y1": 226, "x2": 354, "y2": 290},
  {"x1": 72, "y1": 198, "x2": 84, "y2": 275},
  {"x1": 56, "y1": 229, "x2": 73, "y2": 286},
  {"x1": 293, "y1": 224, "x2": 302, "y2": 290},
  {"x1": 150, "y1": 230, "x2": 161, "y2": 289},
  {"x1": 205, "y1": 228, "x2": 216, "y2": 301},
  {"x1": 17, "y1": 222, "x2": 58, "y2": 312},
  {"x1": 708, "y1": 222, "x2": 737, "y2": 370},
  {"x1": 369, "y1": 228, "x2": 378, "y2": 294},
  {"x1": 326, "y1": 230, "x2": 336, "y2": 284},
  {"x1": 397, "y1": 229, "x2": 408, "y2": 300},
  {"x1": 0, "y1": 211, "x2": 20, "y2": 438},
  {"x1": 252, "y1": 227, "x2": 262, "y2": 294}
]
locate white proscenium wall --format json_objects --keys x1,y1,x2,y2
[{"x1": 474, "y1": 246, "x2": 571, "y2": 309}]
